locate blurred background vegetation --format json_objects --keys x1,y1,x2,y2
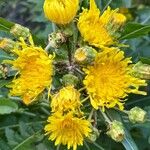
[{"x1": 0, "y1": 0, "x2": 150, "y2": 150}]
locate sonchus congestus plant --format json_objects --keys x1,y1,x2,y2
[{"x1": 1, "y1": 0, "x2": 150, "y2": 149}]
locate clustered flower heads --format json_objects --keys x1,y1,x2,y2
[{"x1": 1, "y1": 0, "x2": 149, "y2": 149}]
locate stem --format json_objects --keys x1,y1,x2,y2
[
  {"x1": 81, "y1": 96, "x2": 89, "y2": 103},
  {"x1": 114, "y1": 107, "x2": 129, "y2": 115},
  {"x1": 102, "y1": 0, "x2": 113, "y2": 13},
  {"x1": 74, "y1": 67, "x2": 85, "y2": 75},
  {"x1": 99, "y1": 109, "x2": 111, "y2": 123},
  {"x1": 56, "y1": 145, "x2": 60, "y2": 150},
  {"x1": 84, "y1": 141, "x2": 91, "y2": 150},
  {"x1": 45, "y1": 43, "x2": 51, "y2": 52},
  {"x1": 88, "y1": 108, "x2": 95, "y2": 120},
  {"x1": 17, "y1": 111, "x2": 36, "y2": 117},
  {"x1": 41, "y1": 107, "x2": 50, "y2": 115},
  {"x1": 79, "y1": 87, "x2": 86, "y2": 92},
  {"x1": 67, "y1": 40, "x2": 72, "y2": 66}
]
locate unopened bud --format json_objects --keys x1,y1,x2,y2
[
  {"x1": 89, "y1": 127, "x2": 100, "y2": 142},
  {"x1": 48, "y1": 32, "x2": 67, "y2": 48},
  {"x1": 0, "y1": 38, "x2": 15, "y2": 52},
  {"x1": 10, "y1": 24, "x2": 30, "y2": 39},
  {"x1": 62, "y1": 74, "x2": 79, "y2": 86},
  {"x1": 0, "y1": 64, "x2": 8, "y2": 78},
  {"x1": 107, "y1": 120, "x2": 125, "y2": 142},
  {"x1": 128, "y1": 107, "x2": 147, "y2": 124},
  {"x1": 132, "y1": 61, "x2": 150, "y2": 79},
  {"x1": 74, "y1": 46, "x2": 97, "y2": 65}
]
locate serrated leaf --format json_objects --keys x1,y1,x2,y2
[
  {"x1": 120, "y1": 23, "x2": 150, "y2": 40},
  {"x1": 0, "y1": 99, "x2": 18, "y2": 114}
]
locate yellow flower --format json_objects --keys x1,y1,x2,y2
[
  {"x1": 43, "y1": 0, "x2": 79, "y2": 25},
  {"x1": 7, "y1": 36, "x2": 53, "y2": 105},
  {"x1": 45, "y1": 112, "x2": 91, "y2": 150},
  {"x1": 83, "y1": 47, "x2": 147, "y2": 110},
  {"x1": 77, "y1": 0, "x2": 126, "y2": 48},
  {"x1": 51, "y1": 85, "x2": 81, "y2": 113}
]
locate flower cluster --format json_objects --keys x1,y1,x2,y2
[
  {"x1": 45, "y1": 86, "x2": 91, "y2": 150},
  {"x1": 1, "y1": 0, "x2": 149, "y2": 149}
]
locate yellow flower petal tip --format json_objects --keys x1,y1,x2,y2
[
  {"x1": 43, "y1": 0, "x2": 79, "y2": 25},
  {"x1": 84, "y1": 47, "x2": 147, "y2": 110},
  {"x1": 45, "y1": 112, "x2": 91, "y2": 150}
]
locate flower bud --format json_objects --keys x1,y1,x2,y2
[
  {"x1": 48, "y1": 32, "x2": 66, "y2": 48},
  {"x1": 107, "y1": 120, "x2": 125, "y2": 142},
  {"x1": 43, "y1": 0, "x2": 79, "y2": 25},
  {"x1": 128, "y1": 107, "x2": 147, "y2": 124},
  {"x1": 74, "y1": 46, "x2": 97, "y2": 65},
  {"x1": 62, "y1": 74, "x2": 79, "y2": 86},
  {"x1": 0, "y1": 64, "x2": 8, "y2": 78},
  {"x1": 0, "y1": 38, "x2": 15, "y2": 52},
  {"x1": 10, "y1": 24, "x2": 30, "y2": 39},
  {"x1": 88, "y1": 127, "x2": 100, "y2": 142},
  {"x1": 132, "y1": 61, "x2": 150, "y2": 79}
]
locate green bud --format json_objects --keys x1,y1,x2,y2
[
  {"x1": 132, "y1": 62, "x2": 150, "y2": 79},
  {"x1": 48, "y1": 32, "x2": 66, "y2": 48},
  {"x1": 107, "y1": 120, "x2": 125, "y2": 142},
  {"x1": 74, "y1": 46, "x2": 97, "y2": 65},
  {"x1": 0, "y1": 38, "x2": 15, "y2": 52},
  {"x1": 0, "y1": 65, "x2": 8, "y2": 78},
  {"x1": 62, "y1": 74, "x2": 79, "y2": 86},
  {"x1": 88, "y1": 127, "x2": 100, "y2": 142},
  {"x1": 128, "y1": 107, "x2": 147, "y2": 124},
  {"x1": 10, "y1": 24, "x2": 30, "y2": 39}
]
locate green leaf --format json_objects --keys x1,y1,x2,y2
[
  {"x1": 0, "y1": 99, "x2": 18, "y2": 114},
  {"x1": 122, "y1": 128, "x2": 139, "y2": 150},
  {"x1": 120, "y1": 23, "x2": 150, "y2": 40},
  {"x1": 0, "y1": 17, "x2": 14, "y2": 32},
  {"x1": 140, "y1": 57, "x2": 150, "y2": 65}
]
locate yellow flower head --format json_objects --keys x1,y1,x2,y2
[
  {"x1": 51, "y1": 85, "x2": 81, "y2": 113},
  {"x1": 43, "y1": 0, "x2": 79, "y2": 25},
  {"x1": 77, "y1": 0, "x2": 126, "y2": 48},
  {"x1": 7, "y1": 37, "x2": 53, "y2": 105},
  {"x1": 45, "y1": 112, "x2": 91, "y2": 150},
  {"x1": 83, "y1": 47, "x2": 147, "y2": 110}
]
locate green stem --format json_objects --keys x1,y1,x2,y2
[
  {"x1": 56, "y1": 145, "x2": 60, "y2": 150},
  {"x1": 88, "y1": 108, "x2": 95, "y2": 120},
  {"x1": 114, "y1": 107, "x2": 129, "y2": 115},
  {"x1": 102, "y1": 0, "x2": 113, "y2": 13},
  {"x1": 99, "y1": 109, "x2": 111, "y2": 123},
  {"x1": 81, "y1": 96, "x2": 89, "y2": 103}
]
